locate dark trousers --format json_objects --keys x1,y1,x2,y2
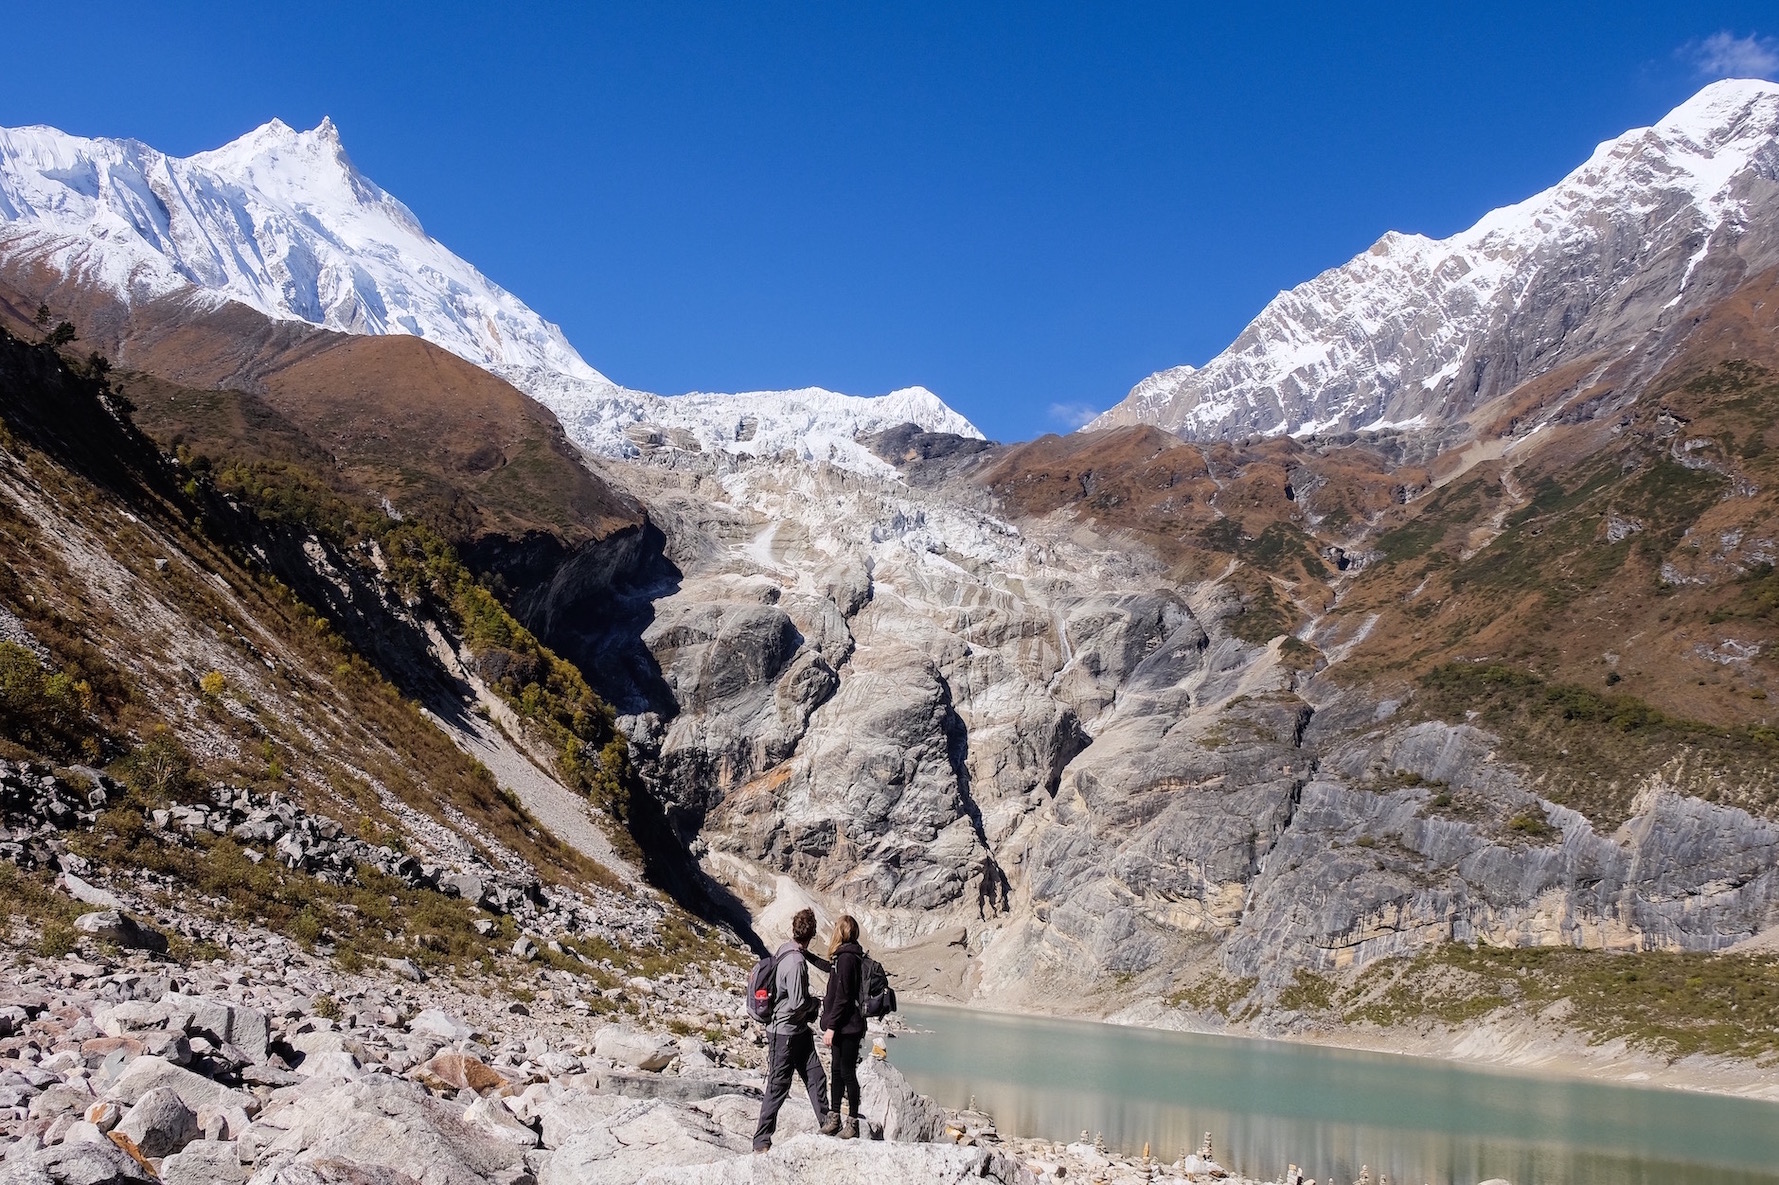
[
  {"x1": 829, "y1": 1031, "x2": 863, "y2": 1117},
  {"x1": 753, "y1": 1029, "x2": 827, "y2": 1149}
]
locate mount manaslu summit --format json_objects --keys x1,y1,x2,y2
[{"x1": 5, "y1": 77, "x2": 1779, "y2": 1101}]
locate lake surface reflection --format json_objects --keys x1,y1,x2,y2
[{"x1": 891, "y1": 1004, "x2": 1779, "y2": 1185}]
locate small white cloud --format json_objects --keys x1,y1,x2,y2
[
  {"x1": 1689, "y1": 31, "x2": 1779, "y2": 80},
  {"x1": 1048, "y1": 402, "x2": 1102, "y2": 430}
]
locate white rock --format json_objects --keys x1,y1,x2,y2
[
  {"x1": 0, "y1": 1138, "x2": 154, "y2": 1183},
  {"x1": 198, "y1": 1102, "x2": 254, "y2": 1140},
  {"x1": 116, "y1": 1085, "x2": 199, "y2": 1157},
  {"x1": 298, "y1": 1052, "x2": 364, "y2": 1085},
  {"x1": 166, "y1": 994, "x2": 271, "y2": 1062},
  {"x1": 540, "y1": 1097, "x2": 741, "y2": 1185},
  {"x1": 593, "y1": 1027, "x2": 677, "y2": 1072},
  {"x1": 57, "y1": 872, "x2": 123, "y2": 909},
  {"x1": 160, "y1": 1139, "x2": 249, "y2": 1185},
  {"x1": 288, "y1": 1031, "x2": 353, "y2": 1060},
  {"x1": 462, "y1": 1095, "x2": 540, "y2": 1148},
  {"x1": 406, "y1": 1009, "x2": 474, "y2": 1043},
  {"x1": 251, "y1": 1077, "x2": 527, "y2": 1185},
  {"x1": 637, "y1": 1133, "x2": 1025, "y2": 1183},
  {"x1": 106, "y1": 1056, "x2": 254, "y2": 1118}
]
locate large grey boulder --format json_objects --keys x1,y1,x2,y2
[
  {"x1": 519, "y1": 1084, "x2": 625, "y2": 1150},
  {"x1": 539, "y1": 1096, "x2": 743, "y2": 1185},
  {"x1": 160, "y1": 1141, "x2": 248, "y2": 1185},
  {"x1": 115, "y1": 1085, "x2": 199, "y2": 1157},
  {"x1": 58, "y1": 872, "x2": 124, "y2": 909},
  {"x1": 638, "y1": 1135, "x2": 1026, "y2": 1183},
  {"x1": 71, "y1": 912, "x2": 165, "y2": 954},
  {"x1": 105, "y1": 1056, "x2": 254, "y2": 1116},
  {"x1": 592, "y1": 1026, "x2": 678, "y2": 1071},
  {"x1": 692, "y1": 1094, "x2": 817, "y2": 1146},
  {"x1": 857, "y1": 1057, "x2": 946, "y2": 1143},
  {"x1": 405, "y1": 1009, "x2": 474, "y2": 1043},
  {"x1": 166, "y1": 994, "x2": 270, "y2": 1061},
  {"x1": 250, "y1": 1076, "x2": 528, "y2": 1185},
  {"x1": 27, "y1": 1081, "x2": 95, "y2": 1120},
  {"x1": 461, "y1": 1095, "x2": 539, "y2": 1148},
  {"x1": 0, "y1": 1139, "x2": 154, "y2": 1184}
]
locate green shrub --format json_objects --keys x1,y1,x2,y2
[
  {"x1": 38, "y1": 920, "x2": 77, "y2": 958},
  {"x1": 117, "y1": 728, "x2": 195, "y2": 803},
  {"x1": 0, "y1": 642, "x2": 95, "y2": 754}
]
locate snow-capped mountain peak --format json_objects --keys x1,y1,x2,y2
[
  {"x1": 1091, "y1": 77, "x2": 1779, "y2": 440},
  {"x1": 186, "y1": 116, "x2": 398, "y2": 223},
  {"x1": 0, "y1": 117, "x2": 983, "y2": 473}
]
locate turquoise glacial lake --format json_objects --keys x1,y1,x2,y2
[{"x1": 891, "y1": 1003, "x2": 1779, "y2": 1185}]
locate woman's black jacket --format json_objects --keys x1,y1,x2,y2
[{"x1": 818, "y1": 941, "x2": 868, "y2": 1035}]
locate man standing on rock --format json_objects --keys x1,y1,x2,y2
[{"x1": 753, "y1": 907, "x2": 830, "y2": 1152}]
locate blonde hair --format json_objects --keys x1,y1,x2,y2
[{"x1": 828, "y1": 914, "x2": 859, "y2": 959}]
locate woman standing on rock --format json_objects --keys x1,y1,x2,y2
[{"x1": 818, "y1": 914, "x2": 867, "y2": 1139}]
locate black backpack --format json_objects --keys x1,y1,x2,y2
[
  {"x1": 855, "y1": 952, "x2": 897, "y2": 1018},
  {"x1": 746, "y1": 952, "x2": 781, "y2": 1024}
]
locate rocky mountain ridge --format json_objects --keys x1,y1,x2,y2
[{"x1": 1092, "y1": 78, "x2": 1779, "y2": 444}]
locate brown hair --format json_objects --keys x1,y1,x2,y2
[
  {"x1": 828, "y1": 914, "x2": 859, "y2": 958},
  {"x1": 791, "y1": 907, "x2": 817, "y2": 946}
]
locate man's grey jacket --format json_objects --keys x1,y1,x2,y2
[{"x1": 767, "y1": 940, "x2": 821, "y2": 1035}]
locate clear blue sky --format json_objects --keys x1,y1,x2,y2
[{"x1": 4, "y1": 3, "x2": 1777, "y2": 441}]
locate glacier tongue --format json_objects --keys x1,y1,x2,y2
[
  {"x1": 0, "y1": 118, "x2": 983, "y2": 474},
  {"x1": 527, "y1": 374, "x2": 983, "y2": 479},
  {"x1": 1091, "y1": 77, "x2": 1779, "y2": 441}
]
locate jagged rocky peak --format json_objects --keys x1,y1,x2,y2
[
  {"x1": 0, "y1": 116, "x2": 983, "y2": 476},
  {"x1": 1091, "y1": 77, "x2": 1779, "y2": 441}
]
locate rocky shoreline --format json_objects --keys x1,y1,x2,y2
[{"x1": 0, "y1": 942, "x2": 1264, "y2": 1185}]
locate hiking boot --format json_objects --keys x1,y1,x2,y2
[
  {"x1": 819, "y1": 1113, "x2": 842, "y2": 1136},
  {"x1": 840, "y1": 1116, "x2": 859, "y2": 1140}
]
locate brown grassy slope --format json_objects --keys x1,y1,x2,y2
[
  {"x1": 978, "y1": 266, "x2": 1779, "y2": 719},
  {"x1": 0, "y1": 328, "x2": 613, "y2": 891},
  {"x1": 980, "y1": 426, "x2": 1424, "y2": 637},
  {"x1": 1331, "y1": 372, "x2": 1779, "y2": 716},
  {"x1": 0, "y1": 265, "x2": 643, "y2": 551}
]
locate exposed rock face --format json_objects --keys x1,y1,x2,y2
[
  {"x1": 580, "y1": 453, "x2": 1193, "y2": 950},
  {"x1": 1093, "y1": 80, "x2": 1779, "y2": 442},
  {"x1": 1223, "y1": 718, "x2": 1779, "y2": 983},
  {"x1": 572, "y1": 439, "x2": 1779, "y2": 1011}
]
